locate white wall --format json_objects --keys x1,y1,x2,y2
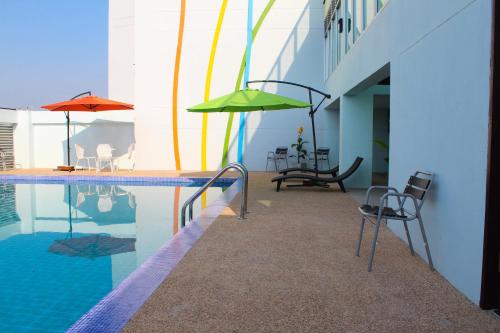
[
  {"x1": 6, "y1": 109, "x2": 135, "y2": 169},
  {"x1": 110, "y1": 0, "x2": 332, "y2": 171},
  {"x1": 325, "y1": 0, "x2": 492, "y2": 304},
  {"x1": 108, "y1": 0, "x2": 135, "y2": 103}
]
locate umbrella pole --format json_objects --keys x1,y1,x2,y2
[
  {"x1": 65, "y1": 111, "x2": 71, "y2": 170},
  {"x1": 68, "y1": 184, "x2": 73, "y2": 238},
  {"x1": 308, "y1": 89, "x2": 319, "y2": 177}
]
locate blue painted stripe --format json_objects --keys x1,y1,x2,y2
[{"x1": 237, "y1": 0, "x2": 254, "y2": 163}]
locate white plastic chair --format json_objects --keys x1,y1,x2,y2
[
  {"x1": 74, "y1": 144, "x2": 96, "y2": 170},
  {"x1": 126, "y1": 143, "x2": 135, "y2": 171},
  {"x1": 97, "y1": 185, "x2": 114, "y2": 213},
  {"x1": 96, "y1": 144, "x2": 116, "y2": 172},
  {"x1": 0, "y1": 150, "x2": 6, "y2": 170}
]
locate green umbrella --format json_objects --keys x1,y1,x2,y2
[{"x1": 187, "y1": 89, "x2": 311, "y2": 112}]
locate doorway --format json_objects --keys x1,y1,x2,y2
[
  {"x1": 481, "y1": 0, "x2": 500, "y2": 310},
  {"x1": 372, "y1": 95, "x2": 389, "y2": 186}
]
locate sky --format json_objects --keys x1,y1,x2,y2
[{"x1": 0, "y1": 0, "x2": 108, "y2": 109}]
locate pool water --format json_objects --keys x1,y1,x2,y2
[{"x1": 0, "y1": 180, "x2": 228, "y2": 332}]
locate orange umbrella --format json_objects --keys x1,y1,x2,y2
[
  {"x1": 41, "y1": 93, "x2": 134, "y2": 170},
  {"x1": 42, "y1": 95, "x2": 133, "y2": 112}
]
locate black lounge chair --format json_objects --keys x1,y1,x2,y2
[
  {"x1": 271, "y1": 157, "x2": 363, "y2": 192},
  {"x1": 279, "y1": 164, "x2": 339, "y2": 177}
]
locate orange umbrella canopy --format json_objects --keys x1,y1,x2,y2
[{"x1": 41, "y1": 96, "x2": 133, "y2": 112}]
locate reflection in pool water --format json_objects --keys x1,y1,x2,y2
[{"x1": 0, "y1": 181, "x2": 224, "y2": 333}]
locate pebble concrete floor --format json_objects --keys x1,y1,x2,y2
[{"x1": 117, "y1": 172, "x2": 500, "y2": 333}]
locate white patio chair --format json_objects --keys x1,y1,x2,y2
[
  {"x1": 96, "y1": 144, "x2": 116, "y2": 172},
  {"x1": 126, "y1": 143, "x2": 135, "y2": 171},
  {"x1": 75, "y1": 184, "x2": 96, "y2": 208},
  {"x1": 0, "y1": 150, "x2": 6, "y2": 170},
  {"x1": 97, "y1": 185, "x2": 114, "y2": 213},
  {"x1": 74, "y1": 144, "x2": 96, "y2": 170}
]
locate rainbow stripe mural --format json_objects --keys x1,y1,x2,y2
[{"x1": 172, "y1": 0, "x2": 276, "y2": 169}]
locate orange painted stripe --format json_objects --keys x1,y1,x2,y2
[
  {"x1": 172, "y1": 0, "x2": 186, "y2": 170},
  {"x1": 173, "y1": 186, "x2": 181, "y2": 234},
  {"x1": 172, "y1": 186, "x2": 181, "y2": 235}
]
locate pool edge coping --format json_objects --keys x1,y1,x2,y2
[
  {"x1": 64, "y1": 178, "x2": 242, "y2": 333},
  {"x1": 0, "y1": 174, "x2": 235, "y2": 185}
]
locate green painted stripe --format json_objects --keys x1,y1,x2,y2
[{"x1": 221, "y1": 0, "x2": 276, "y2": 166}]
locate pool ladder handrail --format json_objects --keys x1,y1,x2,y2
[{"x1": 181, "y1": 162, "x2": 249, "y2": 227}]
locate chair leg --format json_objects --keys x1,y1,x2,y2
[
  {"x1": 265, "y1": 159, "x2": 269, "y2": 172},
  {"x1": 356, "y1": 216, "x2": 366, "y2": 256},
  {"x1": 368, "y1": 216, "x2": 383, "y2": 272},
  {"x1": 274, "y1": 158, "x2": 278, "y2": 172},
  {"x1": 402, "y1": 221, "x2": 415, "y2": 256},
  {"x1": 276, "y1": 180, "x2": 282, "y2": 192},
  {"x1": 417, "y1": 214, "x2": 434, "y2": 271},
  {"x1": 338, "y1": 180, "x2": 346, "y2": 193}
]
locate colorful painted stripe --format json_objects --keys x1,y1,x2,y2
[
  {"x1": 221, "y1": 0, "x2": 276, "y2": 166},
  {"x1": 173, "y1": 186, "x2": 181, "y2": 235},
  {"x1": 202, "y1": 0, "x2": 229, "y2": 171},
  {"x1": 237, "y1": 0, "x2": 254, "y2": 163},
  {"x1": 172, "y1": 0, "x2": 186, "y2": 171}
]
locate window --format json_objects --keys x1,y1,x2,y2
[
  {"x1": 324, "y1": 0, "x2": 387, "y2": 78},
  {"x1": 346, "y1": 0, "x2": 353, "y2": 51},
  {"x1": 336, "y1": 0, "x2": 343, "y2": 64}
]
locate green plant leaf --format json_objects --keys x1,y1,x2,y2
[{"x1": 374, "y1": 139, "x2": 389, "y2": 150}]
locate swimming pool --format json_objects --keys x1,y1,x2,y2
[{"x1": 0, "y1": 177, "x2": 236, "y2": 332}]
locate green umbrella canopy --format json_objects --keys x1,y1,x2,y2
[{"x1": 187, "y1": 89, "x2": 311, "y2": 112}]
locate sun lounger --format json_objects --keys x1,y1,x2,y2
[
  {"x1": 271, "y1": 157, "x2": 363, "y2": 192},
  {"x1": 279, "y1": 164, "x2": 339, "y2": 177}
]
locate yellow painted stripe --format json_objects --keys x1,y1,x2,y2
[
  {"x1": 172, "y1": 0, "x2": 186, "y2": 170},
  {"x1": 202, "y1": 0, "x2": 228, "y2": 171},
  {"x1": 201, "y1": 191, "x2": 207, "y2": 209}
]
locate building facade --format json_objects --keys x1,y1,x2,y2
[{"x1": 322, "y1": 0, "x2": 495, "y2": 308}]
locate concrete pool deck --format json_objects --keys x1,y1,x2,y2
[{"x1": 1, "y1": 169, "x2": 499, "y2": 332}]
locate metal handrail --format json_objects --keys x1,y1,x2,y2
[{"x1": 181, "y1": 163, "x2": 249, "y2": 227}]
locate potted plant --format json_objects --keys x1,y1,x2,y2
[
  {"x1": 291, "y1": 126, "x2": 308, "y2": 168},
  {"x1": 374, "y1": 139, "x2": 389, "y2": 163}
]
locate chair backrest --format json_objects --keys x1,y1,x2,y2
[
  {"x1": 275, "y1": 147, "x2": 288, "y2": 156},
  {"x1": 97, "y1": 144, "x2": 113, "y2": 158},
  {"x1": 316, "y1": 148, "x2": 330, "y2": 157},
  {"x1": 403, "y1": 171, "x2": 433, "y2": 209},
  {"x1": 317, "y1": 147, "x2": 330, "y2": 155},
  {"x1": 74, "y1": 144, "x2": 85, "y2": 159}
]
